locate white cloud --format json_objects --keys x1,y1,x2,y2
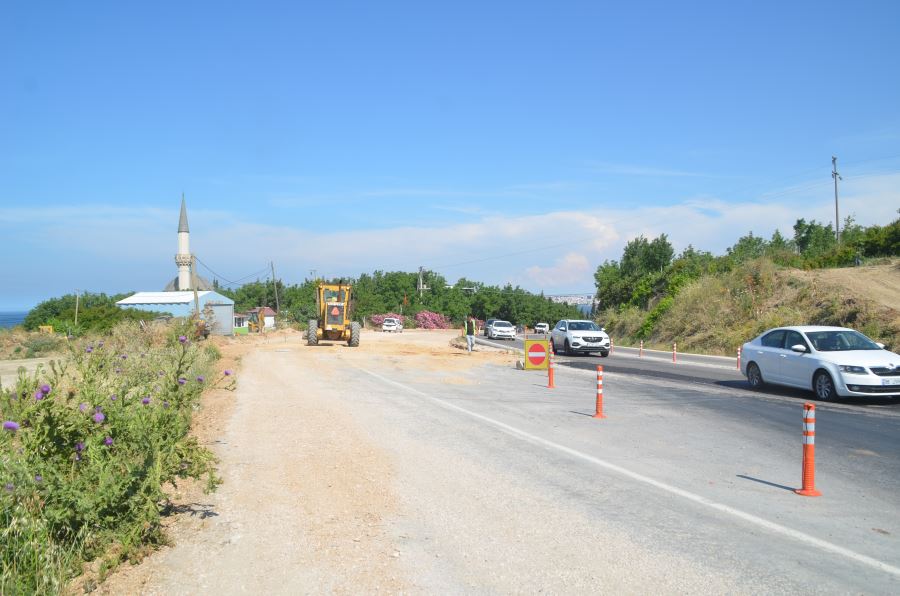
[
  {"x1": 4, "y1": 172, "x2": 898, "y2": 308},
  {"x1": 525, "y1": 253, "x2": 592, "y2": 287}
]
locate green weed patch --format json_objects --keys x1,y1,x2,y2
[{"x1": 0, "y1": 322, "x2": 231, "y2": 594}]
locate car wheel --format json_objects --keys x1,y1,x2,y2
[
  {"x1": 746, "y1": 362, "x2": 764, "y2": 389},
  {"x1": 563, "y1": 339, "x2": 571, "y2": 356},
  {"x1": 600, "y1": 350, "x2": 609, "y2": 358},
  {"x1": 814, "y1": 371, "x2": 837, "y2": 401}
]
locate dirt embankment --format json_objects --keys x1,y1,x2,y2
[{"x1": 791, "y1": 260, "x2": 900, "y2": 324}]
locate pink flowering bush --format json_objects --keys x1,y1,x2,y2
[{"x1": 415, "y1": 310, "x2": 452, "y2": 329}]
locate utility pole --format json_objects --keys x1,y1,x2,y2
[
  {"x1": 74, "y1": 290, "x2": 80, "y2": 327},
  {"x1": 270, "y1": 261, "x2": 280, "y2": 313},
  {"x1": 418, "y1": 266, "x2": 429, "y2": 298},
  {"x1": 310, "y1": 269, "x2": 317, "y2": 281},
  {"x1": 832, "y1": 156, "x2": 842, "y2": 245}
]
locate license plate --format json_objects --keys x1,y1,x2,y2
[{"x1": 882, "y1": 378, "x2": 900, "y2": 386}]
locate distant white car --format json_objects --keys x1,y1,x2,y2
[
  {"x1": 534, "y1": 323, "x2": 550, "y2": 334},
  {"x1": 741, "y1": 325, "x2": 900, "y2": 400},
  {"x1": 382, "y1": 317, "x2": 403, "y2": 333},
  {"x1": 488, "y1": 320, "x2": 516, "y2": 340},
  {"x1": 550, "y1": 320, "x2": 610, "y2": 356}
]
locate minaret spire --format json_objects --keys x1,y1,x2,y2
[
  {"x1": 175, "y1": 194, "x2": 192, "y2": 290},
  {"x1": 178, "y1": 193, "x2": 190, "y2": 233}
]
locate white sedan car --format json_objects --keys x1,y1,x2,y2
[
  {"x1": 488, "y1": 320, "x2": 516, "y2": 340},
  {"x1": 381, "y1": 317, "x2": 403, "y2": 333},
  {"x1": 741, "y1": 326, "x2": 900, "y2": 400}
]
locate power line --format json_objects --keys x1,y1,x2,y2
[{"x1": 194, "y1": 256, "x2": 270, "y2": 287}]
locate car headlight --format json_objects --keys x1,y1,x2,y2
[{"x1": 838, "y1": 365, "x2": 867, "y2": 374}]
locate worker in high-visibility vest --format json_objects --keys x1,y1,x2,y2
[{"x1": 464, "y1": 315, "x2": 477, "y2": 353}]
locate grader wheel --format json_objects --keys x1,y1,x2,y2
[
  {"x1": 307, "y1": 320, "x2": 319, "y2": 346},
  {"x1": 348, "y1": 322, "x2": 361, "y2": 347}
]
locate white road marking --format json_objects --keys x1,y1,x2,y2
[{"x1": 359, "y1": 367, "x2": 900, "y2": 579}]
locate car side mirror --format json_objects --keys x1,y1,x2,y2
[{"x1": 790, "y1": 344, "x2": 808, "y2": 353}]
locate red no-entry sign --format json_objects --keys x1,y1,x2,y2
[{"x1": 524, "y1": 339, "x2": 549, "y2": 370}]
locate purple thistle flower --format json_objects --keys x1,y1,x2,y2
[
  {"x1": 3, "y1": 421, "x2": 19, "y2": 432},
  {"x1": 34, "y1": 390, "x2": 44, "y2": 401},
  {"x1": 93, "y1": 411, "x2": 105, "y2": 424},
  {"x1": 178, "y1": 335, "x2": 188, "y2": 344},
  {"x1": 75, "y1": 441, "x2": 85, "y2": 452},
  {"x1": 142, "y1": 397, "x2": 151, "y2": 405},
  {"x1": 163, "y1": 401, "x2": 170, "y2": 409},
  {"x1": 158, "y1": 371, "x2": 165, "y2": 377},
  {"x1": 40, "y1": 384, "x2": 51, "y2": 395},
  {"x1": 224, "y1": 369, "x2": 233, "y2": 376},
  {"x1": 196, "y1": 375, "x2": 205, "y2": 383},
  {"x1": 104, "y1": 436, "x2": 113, "y2": 446},
  {"x1": 4, "y1": 482, "x2": 13, "y2": 492},
  {"x1": 178, "y1": 377, "x2": 186, "y2": 385},
  {"x1": 120, "y1": 354, "x2": 127, "y2": 359},
  {"x1": 110, "y1": 394, "x2": 117, "y2": 401},
  {"x1": 98, "y1": 341, "x2": 104, "y2": 347},
  {"x1": 86, "y1": 346, "x2": 93, "y2": 353},
  {"x1": 34, "y1": 474, "x2": 42, "y2": 483},
  {"x1": 115, "y1": 368, "x2": 122, "y2": 374},
  {"x1": 79, "y1": 403, "x2": 88, "y2": 412}
]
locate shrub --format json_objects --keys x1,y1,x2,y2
[
  {"x1": 0, "y1": 321, "x2": 230, "y2": 593},
  {"x1": 414, "y1": 310, "x2": 451, "y2": 329}
]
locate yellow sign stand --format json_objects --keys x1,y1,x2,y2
[{"x1": 524, "y1": 338, "x2": 549, "y2": 370}]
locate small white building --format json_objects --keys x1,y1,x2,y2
[{"x1": 117, "y1": 291, "x2": 235, "y2": 336}]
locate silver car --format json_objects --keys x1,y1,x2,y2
[
  {"x1": 381, "y1": 317, "x2": 403, "y2": 333},
  {"x1": 741, "y1": 326, "x2": 900, "y2": 400}
]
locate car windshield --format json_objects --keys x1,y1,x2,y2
[
  {"x1": 805, "y1": 330, "x2": 881, "y2": 352},
  {"x1": 384, "y1": 319, "x2": 397, "y2": 324},
  {"x1": 569, "y1": 321, "x2": 599, "y2": 331},
  {"x1": 494, "y1": 321, "x2": 512, "y2": 328}
]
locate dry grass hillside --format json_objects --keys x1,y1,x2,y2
[{"x1": 606, "y1": 258, "x2": 900, "y2": 355}]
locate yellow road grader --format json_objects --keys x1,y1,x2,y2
[{"x1": 307, "y1": 281, "x2": 361, "y2": 347}]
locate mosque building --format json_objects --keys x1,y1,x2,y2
[{"x1": 116, "y1": 198, "x2": 234, "y2": 335}]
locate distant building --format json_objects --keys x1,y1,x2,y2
[{"x1": 117, "y1": 291, "x2": 234, "y2": 336}]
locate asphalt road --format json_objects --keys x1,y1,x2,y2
[
  {"x1": 349, "y1": 343, "x2": 900, "y2": 593},
  {"x1": 489, "y1": 334, "x2": 900, "y2": 409}
]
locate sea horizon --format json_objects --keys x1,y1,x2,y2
[{"x1": 0, "y1": 311, "x2": 29, "y2": 329}]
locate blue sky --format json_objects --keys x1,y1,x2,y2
[{"x1": 2, "y1": 1, "x2": 899, "y2": 310}]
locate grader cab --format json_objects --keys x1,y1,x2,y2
[{"x1": 307, "y1": 282, "x2": 361, "y2": 347}]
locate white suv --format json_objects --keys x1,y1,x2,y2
[
  {"x1": 534, "y1": 323, "x2": 550, "y2": 334},
  {"x1": 550, "y1": 320, "x2": 610, "y2": 356},
  {"x1": 382, "y1": 317, "x2": 403, "y2": 333}
]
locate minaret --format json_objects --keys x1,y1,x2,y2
[{"x1": 175, "y1": 195, "x2": 192, "y2": 290}]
